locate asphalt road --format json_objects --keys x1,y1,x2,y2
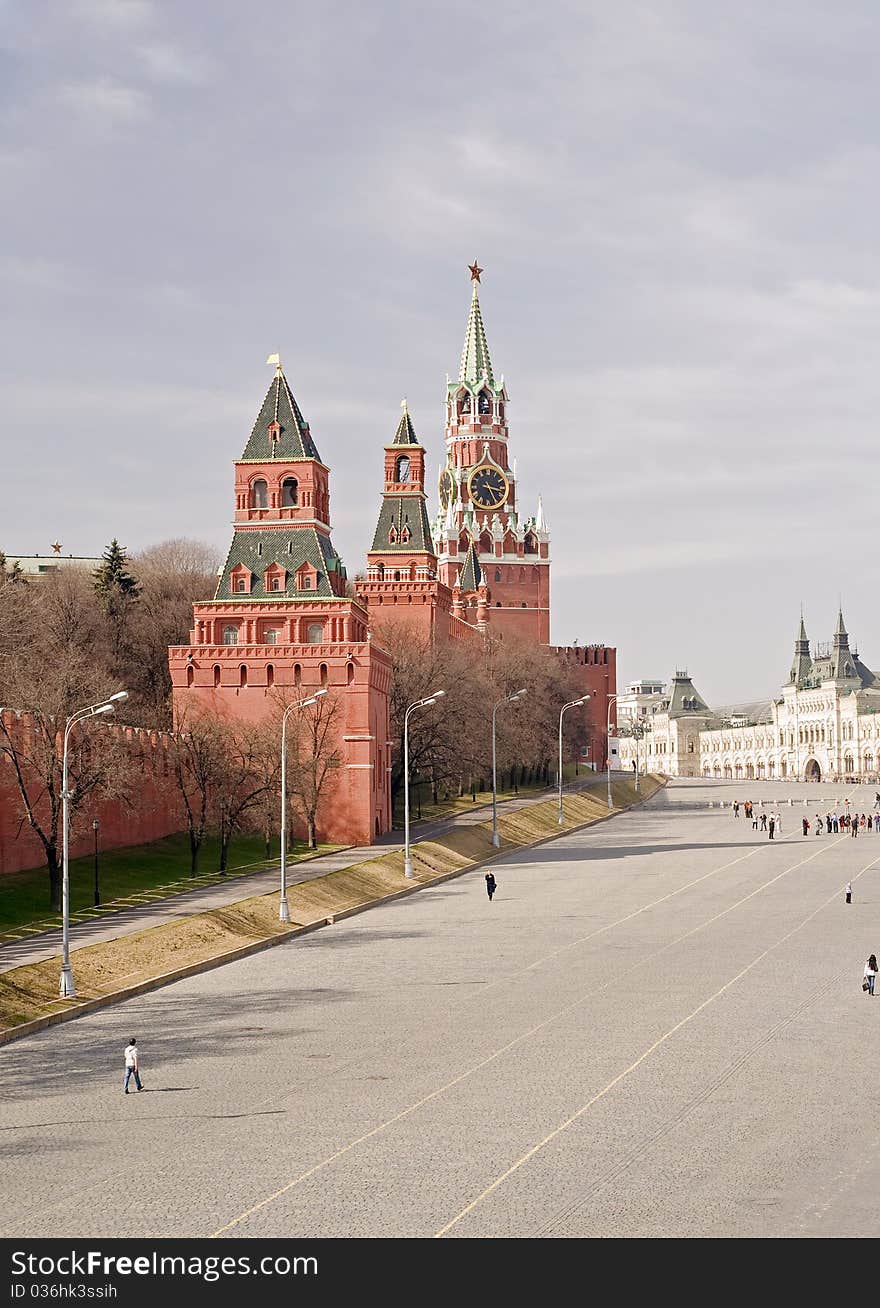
[{"x1": 3, "y1": 777, "x2": 880, "y2": 1239}]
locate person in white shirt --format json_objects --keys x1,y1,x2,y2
[{"x1": 123, "y1": 1037, "x2": 143, "y2": 1093}]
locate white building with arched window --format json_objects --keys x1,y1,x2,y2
[{"x1": 620, "y1": 613, "x2": 880, "y2": 785}]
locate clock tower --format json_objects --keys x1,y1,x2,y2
[{"x1": 434, "y1": 265, "x2": 550, "y2": 644}]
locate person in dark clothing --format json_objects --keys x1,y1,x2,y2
[
  {"x1": 485, "y1": 872, "x2": 497, "y2": 901},
  {"x1": 768, "y1": 816, "x2": 776, "y2": 840},
  {"x1": 802, "y1": 817, "x2": 809, "y2": 836},
  {"x1": 760, "y1": 812, "x2": 767, "y2": 829}
]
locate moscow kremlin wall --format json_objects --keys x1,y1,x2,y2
[
  {"x1": 168, "y1": 269, "x2": 616, "y2": 844},
  {"x1": 1, "y1": 271, "x2": 617, "y2": 873}
]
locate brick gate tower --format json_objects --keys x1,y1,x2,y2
[
  {"x1": 169, "y1": 359, "x2": 392, "y2": 845},
  {"x1": 433, "y1": 262, "x2": 550, "y2": 643}
]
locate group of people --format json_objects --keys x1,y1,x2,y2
[
  {"x1": 802, "y1": 811, "x2": 879, "y2": 837},
  {"x1": 732, "y1": 800, "x2": 782, "y2": 838}
]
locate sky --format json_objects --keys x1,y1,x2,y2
[{"x1": 2, "y1": 0, "x2": 879, "y2": 705}]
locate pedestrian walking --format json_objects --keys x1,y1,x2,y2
[
  {"x1": 852, "y1": 816, "x2": 859, "y2": 838},
  {"x1": 123, "y1": 1038, "x2": 143, "y2": 1094},
  {"x1": 874, "y1": 790, "x2": 880, "y2": 811},
  {"x1": 768, "y1": 816, "x2": 776, "y2": 840},
  {"x1": 845, "y1": 881, "x2": 853, "y2": 904},
  {"x1": 833, "y1": 815, "x2": 840, "y2": 833},
  {"x1": 864, "y1": 954, "x2": 878, "y2": 996},
  {"x1": 485, "y1": 871, "x2": 497, "y2": 902},
  {"x1": 775, "y1": 812, "x2": 782, "y2": 833},
  {"x1": 815, "y1": 814, "x2": 823, "y2": 836},
  {"x1": 753, "y1": 811, "x2": 760, "y2": 830},
  {"x1": 802, "y1": 817, "x2": 810, "y2": 836},
  {"x1": 826, "y1": 814, "x2": 832, "y2": 834},
  {"x1": 760, "y1": 812, "x2": 768, "y2": 830},
  {"x1": 733, "y1": 800, "x2": 740, "y2": 818},
  {"x1": 874, "y1": 813, "x2": 880, "y2": 833}
]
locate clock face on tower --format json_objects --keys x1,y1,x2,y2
[
  {"x1": 468, "y1": 464, "x2": 509, "y2": 511},
  {"x1": 438, "y1": 467, "x2": 455, "y2": 509}
]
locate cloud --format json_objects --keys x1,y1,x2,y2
[
  {"x1": 72, "y1": 0, "x2": 154, "y2": 28},
  {"x1": 59, "y1": 78, "x2": 149, "y2": 127},
  {"x1": 136, "y1": 42, "x2": 212, "y2": 85}
]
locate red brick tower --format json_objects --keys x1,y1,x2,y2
[
  {"x1": 434, "y1": 264, "x2": 550, "y2": 643},
  {"x1": 357, "y1": 405, "x2": 460, "y2": 642},
  {"x1": 169, "y1": 359, "x2": 392, "y2": 844}
]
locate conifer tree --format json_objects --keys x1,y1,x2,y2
[{"x1": 94, "y1": 539, "x2": 140, "y2": 664}]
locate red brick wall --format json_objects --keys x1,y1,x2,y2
[{"x1": 0, "y1": 711, "x2": 185, "y2": 877}]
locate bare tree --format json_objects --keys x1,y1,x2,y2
[
  {"x1": 284, "y1": 693, "x2": 342, "y2": 850},
  {"x1": 168, "y1": 707, "x2": 226, "y2": 876},
  {"x1": 210, "y1": 721, "x2": 278, "y2": 873}
]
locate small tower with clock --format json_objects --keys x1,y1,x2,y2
[{"x1": 434, "y1": 264, "x2": 551, "y2": 644}]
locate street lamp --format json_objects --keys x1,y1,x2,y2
[
  {"x1": 60, "y1": 689, "x2": 128, "y2": 998},
  {"x1": 492, "y1": 689, "x2": 527, "y2": 847},
  {"x1": 558, "y1": 696, "x2": 591, "y2": 825},
  {"x1": 606, "y1": 692, "x2": 620, "y2": 810},
  {"x1": 279, "y1": 688, "x2": 328, "y2": 922},
  {"x1": 404, "y1": 690, "x2": 445, "y2": 878},
  {"x1": 92, "y1": 818, "x2": 100, "y2": 907}
]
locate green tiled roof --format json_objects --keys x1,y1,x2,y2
[
  {"x1": 458, "y1": 542, "x2": 482, "y2": 593},
  {"x1": 392, "y1": 408, "x2": 419, "y2": 446},
  {"x1": 370, "y1": 495, "x2": 433, "y2": 553},
  {"x1": 241, "y1": 369, "x2": 322, "y2": 462},
  {"x1": 214, "y1": 527, "x2": 344, "y2": 600},
  {"x1": 459, "y1": 283, "x2": 494, "y2": 385}
]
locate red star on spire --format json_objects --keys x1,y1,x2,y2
[{"x1": 468, "y1": 260, "x2": 483, "y2": 283}]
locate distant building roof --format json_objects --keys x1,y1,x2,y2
[{"x1": 5, "y1": 553, "x2": 100, "y2": 577}]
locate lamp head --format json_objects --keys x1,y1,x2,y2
[
  {"x1": 430, "y1": 689, "x2": 446, "y2": 699},
  {"x1": 314, "y1": 688, "x2": 329, "y2": 697},
  {"x1": 94, "y1": 704, "x2": 114, "y2": 717},
  {"x1": 107, "y1": 690, "x2": 129, "y2": 704}
]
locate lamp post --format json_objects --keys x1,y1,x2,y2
[
  {"x1": 558, "y1": 696, "x2": 590, "y2": 825},
  {"x1": 279, "y1": 688, "x2": 328, "y2": 922},
  {"x1": 492, "y1": 689, "x2": 527, "y2": 847},
  {"x1": 60, "y1": 690, "x2": 128, "y2": 998},
  {"x1": 92, "y1": 819, "x2": 100, "y2": 907},
  {"x1": 606, "y1": 693, "x2": 620, "y2": 810},
  {"x1": 404, "y1": 690, "x2": 445, "y2": 878}
]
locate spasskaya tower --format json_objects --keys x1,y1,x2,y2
[{"x1": 433, "y1": 263, "x2": 550, "y2": 643}]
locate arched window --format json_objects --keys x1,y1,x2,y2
[
  {"x1": 347, "y1": 662, "x2": 355, "y2": 685},
  {"x1": 457, "y1": 390, "x2": 471, "y2": 416},
  {"x1": 281, "y1": 477, "x2": 298, "y2": 506},
  {"x1": 213, "y1": 664, "x2": 221, "y2": 688},
  {"x1": 478, "y1": 389, "x2": 492, "y2": 415},
  {"x1": 524, "y1": 533, "x2": 538, "y2": 555},
  {"x1": 494, "y1": 568, "x2": 502, "y2": 582},
  {"x1": 319, "y1": 662, "x2": 328, "y2": 687},
  {"x1": 266, "y1": 664, "x2": 275, "y2": 688},
  {"x1": 479, "y1": 531, "x2": 492, "y2": 554},
  {"x1": 239, "y1": 664, "x2": 248, "y2": 687},
  {"x1": 250, "y1": 479, "x2": 268, "y2": 509},
  {"x1": 223, "y1": 625, "x2": 239, "y2": 645},
  {"x1": 307, "y1": 623, "x2": 324, "y2": 644},
  {"x1": 264, "y1": 629, "x2": 279, "y2": 644},
  {"x1": 395, "y1": 455, "x2": 410, "y2": 483},
  {"x1": 293, "y1": 663, "x2": 302, "y2": 687},
  {"x1": 845, "y1": 752, "x2": 854, "y2": 774},
  {"x1": 270, "y1": 577, "x2": 281, "y2": 592},
  {"x1": 393, "y1": 570, "x2": 401, "y2": 581},
  {"x1": 400, "y1": 523, "x2": 411, "y2": 543},
  {"x1": 235, "y1": 578, "x2": 247, "y2": 593},
  {"x1": 186, "y1": 665, "x2": 194, "y2": 687}
]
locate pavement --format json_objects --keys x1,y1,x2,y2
[
  {"x1": 3, "y1": 776, "x2": 880, "y2": 1238},
  {"x1": 0, "y1": 775, "x2": 607, "y2": 974}
]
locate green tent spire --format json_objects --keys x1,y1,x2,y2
[
  {"x1": 459, "y1": 278, "x2": 495, "y2": 386},
  {"x1": 392, "y1": 402, "x2": 419, "y2": 446}
]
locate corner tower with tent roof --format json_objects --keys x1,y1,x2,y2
[{"x1": 169, "y1": 357, "x2": 392, "y2": 845}]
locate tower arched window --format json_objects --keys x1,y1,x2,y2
[
  {"x1": 457, "y1": 390, "x2": 471, "y2": 417},
  {"x1": 319, "y1": 662, "x2": 328, "y2": 687},
  {"x1": 266, "y1": 664, "x2": 275, "y2": 688},
  {"x1": 294, "y1": 663, "x2": 302, "y2": 686},
  {"x1": 186, "y1": 665, "x2": 194, "y2": 687},
  {"x1": 494, "y1": 568, "x2": 502, "y2": 582},
  {"x1": 239, "y1": 664, "x2": 248, "y2": 687},
  {"x1": 213, "y1": 664, "x2": 221, "y2": 688},
  {"x1": 478, "y1": 389, "x2": 492, "y2": 415},
  {"x1": 250, "y1": 479, "x2": 268, "y2": 509},
  {"x1": 524, "y1": 533, "x2": 538, "y2": 555},
  {"x1": 281, "y1": 477, "x2": 298, "y2": 507},
  {"x1": 222, "y1": 625, "x2": 239, "y2": 646},
  {"x1": 347, "y1": 662, "x2": 355, "y2": 685},
  {"x1": 307, "y1": 623, "x2": 324, "y2": 644},
  {"x1": 395, "y1": 455, "x2": 410, "y2": 483}
]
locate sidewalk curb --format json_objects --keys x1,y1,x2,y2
[{"x1": 0, "y1": 779, "x2": 666, "y2": 1048}]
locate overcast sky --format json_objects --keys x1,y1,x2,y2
[{"x1": 2, "y1": 0, "x2": 878, "y2": 704}]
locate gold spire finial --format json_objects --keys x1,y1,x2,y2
[
  {"x1": 266, "y1": 352, "x2": 283, "y2": 375},
  {"x1": 468, "y1": 260, "x2": 483, "y2": 284},
  {"x1": 400, "y1": 397, "x2": 408, "y2": 413}
]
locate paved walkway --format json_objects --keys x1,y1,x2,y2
[{"x1": 0, "y1": 775, "x2": 608, "y2": 974}]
